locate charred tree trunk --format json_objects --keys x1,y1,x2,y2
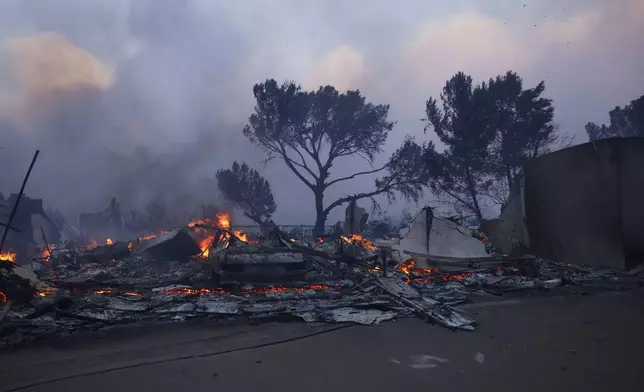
[
  {"x1": 312, "y1": 189, "x2": 327, "y2": 239},
  {"x1": 506, "y1": 165, "x2": 514, "y2": 194}
]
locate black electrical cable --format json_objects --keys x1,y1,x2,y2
[{"x1": 4, "y1": 324, "x2": 355, "y2": 392}]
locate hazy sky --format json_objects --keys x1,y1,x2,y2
[{"x1": 0, "y1": 0, "x2": 643, "y2": 225}]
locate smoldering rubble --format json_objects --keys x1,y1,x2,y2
[{"x1": 1, "y1": 211, "x2": 643, "y2": 348}]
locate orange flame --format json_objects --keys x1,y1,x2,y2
[
  {"x1": 94, "y1": 289, "x2": 113, "y2": 295},
  {"x1": 128, "y1": 242, "x2": 133, "y2": 249},
  {"x1": 397, "y1": 259, "x2": 415, "y2": 275},
  {"x1": 121, "y1": 291, "x2": 143, "y2": 297},
  {"x1": 216, "y1": 212, "x2": 231, "y2": 231},
  {"x1": 233, "y1": 230, "x2": 248, "y2": 243},
  {"x1": 0, "y1": 291, "x2": 6, "y2": 303},
  {"x1": 35, "y1": 288, "x2": 56, "y2": 297},
  {"x1": 0, "y1": 251, "x2": 17, "y2": 263},
  {"x1": 139, "y1": 234, "x2": 157, "y2": 241},
  {"x1": 396, "y1": 259, "x2": 436, "y2": 276},
  {"x1": 85, "y1": 240, "x2": 98, "y2": 250},
  {"x1": 188, "y1": 218, "x2": 214, "y2": 233},
  {"x1": 199, "y1": 235, "x2": 215, "y2": 258},
  {"x1": 396, "y1": 259, "x2": 473, "y2": 284},
  {"x1": 86, "y1": 238, "x2": 117, "y2": 250},
  {"x1": 43, "y1": 244, "x2": 56, "y2": 261},
  {"x1": 189, "y1": 214, "x2": 232, "y2": 232},
  {"x1": 340, "y1": 234, "x2": 377, "y2": 251}
]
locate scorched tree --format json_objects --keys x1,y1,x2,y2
[
  {"x1": 216, "y1": 161, "x2": 277, "y2": 225},
  {"x1": 243, "y1": 79, "x2": 428, "y2": 237}
]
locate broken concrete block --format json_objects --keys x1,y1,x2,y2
[{"x1": 139, "y1": 229, "x2": 201, "y2": 259}]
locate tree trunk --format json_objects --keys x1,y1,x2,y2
[
  {"x1": 505, "y1": 165, "x2": 513, "y2": 193},
  {"x1": 312, "y1": 190, "x2": 327, "y2": 238},
  {"x1": 465, "y1": 168, "x2": 483, "y2": 224}
]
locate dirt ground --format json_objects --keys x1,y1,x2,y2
[{"x1": 2, "y1": 289, "x2": 643, "y2": 392}]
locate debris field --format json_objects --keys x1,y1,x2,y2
[{"x1": 1, "y1": 213, "x2": 643, "y2": 349}]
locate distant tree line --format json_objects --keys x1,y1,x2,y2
[
  {"x1": 585, "y1": 94, "x2": 644, "y2": 141},
  {"x1": 216, "y1": 70, "x2": 594, "y2": 233}
]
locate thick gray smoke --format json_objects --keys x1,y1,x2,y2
[
  {"x1": 0, "y1": 0, "x2": 261, "y2": 222},
  {"x1": 1, "y1": 0, "x2": 643, "y2": 226}
]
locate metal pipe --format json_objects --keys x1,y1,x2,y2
[{"x1": 0, "y1": 150, "x2": 40, "y2": 264}]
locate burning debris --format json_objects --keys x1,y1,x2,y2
[
  {"x1": 0, "y1": 251, "x2": 16, "y2": 263},
  {"x1": 1, "y1": 208, "x2": 643, "y2": 348}
]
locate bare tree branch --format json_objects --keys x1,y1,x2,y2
[{"x1": 325, "y1": 165, "x2": 388, "y2": 188}]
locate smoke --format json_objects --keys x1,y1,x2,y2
[
  {"x1": 1, "y1": 0, "x2": 643, "y2": 226},
  {"x1": 0, "y1": 0, "x2": 258, "y2": 222}
]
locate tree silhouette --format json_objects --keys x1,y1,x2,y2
[
  {"x1": 243, "y1": 79, "x2": 427, "y2": 236},
  {"x1": 216, "y1": 162, "x2": 276, "y2": 225},
  {"x1": 422, "y1": 71, "x2": 563, "y2": 220},
  {"x1": 487, "y1": 71, "x2": 555, "y2": 198},
  {"x1": 423, "y1": 72, "x2": 496, "y2": 223},
  {"x1": 586, "y1": 94, "x2": 644, "y2": 141}
]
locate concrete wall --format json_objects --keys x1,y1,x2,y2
[
  {"x1": 615, "y1": 139, "x2": 644, "y2": 268},
  {"x1": 517, "y1": 137, "x2": 644, "y2": 269}
]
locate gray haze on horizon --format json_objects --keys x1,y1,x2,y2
[{"x1": 0, "y1": 0, "x2": 642, "y2": 226}]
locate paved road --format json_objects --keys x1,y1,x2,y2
[{"x1": 2, "y1": 289, "x2": 644, "y2": 392}]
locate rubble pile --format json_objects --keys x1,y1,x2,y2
[{"x1": 1, "y1": 212, "x2": 643, "y2": 348}]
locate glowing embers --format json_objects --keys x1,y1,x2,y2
[
  {"x1": 396, "y1": 259, "x2": 473, "y2": 285},
  {"x1": 340, "y1": 234, "x2": 377, "y2": 251}
]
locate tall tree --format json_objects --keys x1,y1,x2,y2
[
  {"x1": 423, "y1": 72, "x2": 496, "y2": 223},
  {"x1": 487, "y1": 71, "x2": 555, "y2": 197},
  {"x1": 243, "y1": 79, "x2": 427, "y2": 236},
  {"x1": 586, "y1": 94, "x2": 644, "y2": 141},
  {"x1": 216, "y1": 161, "x2": 276, "y2": 225}
]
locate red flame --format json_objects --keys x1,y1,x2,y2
[
  {"x1": 0, "y1": 291, "x2": 6, "y2": 303},
  {"x1": 139, "y1": 234, "x2": 157, "y2": 241}
]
